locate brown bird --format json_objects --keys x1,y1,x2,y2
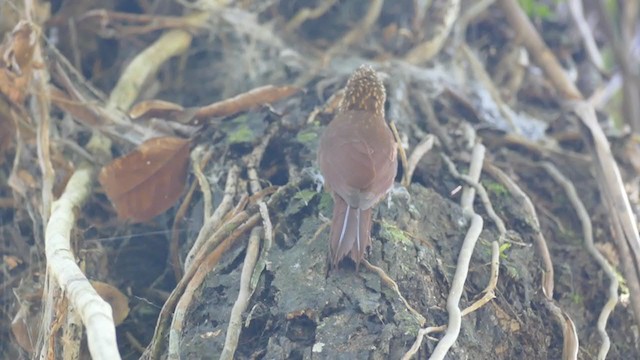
[{"x1": 317, "y1": 65, "x2": 398, "y2": 268}]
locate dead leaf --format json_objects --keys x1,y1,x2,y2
[
  {"x1": 17, "y1": 169, "x2": 37, "y2": 189},
  {"x1": 192, "y1": 85, "x2": 301, "y2": 125},
  {"x1": 129, "y1": 99, "x2": 197, "y2": 124},
  {"x1": 129, "y1": 99, "x2": 185, "y2": 120},
  {"x1": 3, "y1": 255, "x2": 22, "y2": 270},
  {"x1": 99, "y1": 136, "x2": 191, "y2": 222},
  {"x1": 91, "y1": 281, "x2": 130, "y2": 326},
  {"x1": 5, "y1": 21, "x2": 37, "y2": 72},
  {"x1": 0, "y1": 21, "x2": 37, "y2": 105}
]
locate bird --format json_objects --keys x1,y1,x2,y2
[{"x1": 317, "y1": 65, "x2": 398, "y2": 268}]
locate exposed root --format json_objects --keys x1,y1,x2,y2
[
  {"x1": 167, "y1": 212, "x2": 261, "y2": 360},
  {"x1": 362, "y1": 259, "x2": 426, "y2": 326},
  {"x1": 220, "y1": 227, "x2": 262, "y2": 360},
  {"x1": 284, "y1": 0, "x2": 339, "y2": 32},
  {"x1": 483, "y1": 162, "x2": 555, "y2": 297},
  {"x1": 43, "y1": 164, "x2": 120, "y2": 360},
  {"x1": 404, "y1": 144, "x2": 486, "y2": 360},
  {"x1": 541, "y1": 162, "x2": 619, "y2": 360},
  {"x1": 184, "y1": 166, "x2": 240, "y2": 272},
  {"x1": 484, "y1": 161, "x2": 579, "y2": 359},
  {"x1": 405, "y1": 0, "x2": 460, "y2": 64},
  {"x1": 405, "y1": 134, "x2": 435, "y2": 187},
  {"x1": 191, "y1": 146, "x2": 215, "y2": 220},
  {"x1": 390, "y1": 121, "x2": 410, "y2": 188}
]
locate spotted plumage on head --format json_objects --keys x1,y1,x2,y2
[{"x1": 339, "y1": 65, "x2": 386, "y2": 117}]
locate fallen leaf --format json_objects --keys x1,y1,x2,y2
[
  {"x1": 129, "y1": 99, "x2": 184, "y2": 119},
  {"x1": 3, "y1": 255, "x2": 22, "y2": 270},
  {"x1": 129, "y1": 99, "x2": 197, "y2": 123},
  {"x1": 192, "y1": 85, "x2": 301, "y2": 125},
  {"x1": 99, "y1": 136, "x2": 191, "y2": 222},
  {"x1": 0, "y1": 21, "x2": 37, "y2": 105},
  {"x1": 91, "y1": 281, "x2": 130, "y2": 326}
]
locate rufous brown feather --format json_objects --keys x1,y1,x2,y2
[{"x1": 317, "y1": 65, "x2": 398, "y2": 269}]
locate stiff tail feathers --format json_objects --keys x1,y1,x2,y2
[{"x1": 329, "y1": 196, "x2": 372, "y2": 268}]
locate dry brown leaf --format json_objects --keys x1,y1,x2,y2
[
  {"x1": 129, "y1": 99, "x2": 185, "y2": 120},
  {"x1": 91, "y1": 281, "x2": 130, "y2": 326},
  {"x1": 0, "y1": 21, "x2": 37, "y2": 105},
  {"x1": 129, "y1": 99, "x2": 197, "y2": 124},
  {"x1": 17, "y1": 169, "x2": 37, "y2": 189},
  {"x1": 128, "y1": 85, "x2": 300, "y2": 126},
  {"x1": 192, "y1": 85, "x2": 301, "y2": 125},
  {"x1": 99, "y1": 136, "x2": 191, "y2": 222},
  {"x1": 3, "y1": 255, "x2": 23, "y2": 270}
]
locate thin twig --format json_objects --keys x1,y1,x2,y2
[
  {"x1": 284, "y1": 0, "x2": 339, "y2": 32},
  {"x1": 171, "y1": 150, "x2": 214, "y2": 280},
  {"x1": 441, "y1": 155, "x2": 507, "y2": 238},
  {"x1": 484, "y1": 161, "x2": 579, "y2": 358},
  {"x1": 406, "y1": 134, "x2": 435, "y2": 187},
  {"x1": 168, "y1": 212, "x2": 261, "y2": 360},
  {"x1": 405, "y1": 0, "x2": 461, "y2": 64},
  {"x1": 403, "y1": 239, "x2": 501, "y2": 356},
  {"x1": 362, "y1": 260, "x2": 426, "y2": 326},
  {"x1": 184, "y1": 166, "x2": 240, "y2": 272},
  {"x1": 244, "y1": 123, "x2": 276, "y2": 294},
  {"x1": 567, "y1": 0, "x2": 605, "y2": 71},
  {"x1": 191, "y1": 146, "x2": 214, "y2": 220},
  {"x1": 390, "y1": 121, "x2": 410, "y2": 188},
  {"x1": 170, "y1": 180, "x2": 198, "y2": 281},
  {"x1": 220, "y1": 227, "x2": 262, "y2": 360},
  {"x1": 541, "y1": 162, "x2": 618, "y2": 360},
  {"x1": 483, "y1": 162, "x2": 554, "y2": 297}
]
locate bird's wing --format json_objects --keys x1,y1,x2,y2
[
  {"x1": 318, "y1": 112, "x2": 398, "y2": 209},
  {"x1": 319, "y1": 132, "x2": 377, "y2": 198}
]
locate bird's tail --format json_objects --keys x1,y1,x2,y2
[{"x1": 329, "y1": 195, "x2": 372, "y2": 268}]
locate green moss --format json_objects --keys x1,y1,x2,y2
[
  {"x1": 518, "y1": 0, "x2": 552, "y2": 19},
  {"x1": 505, "y1": 264, "x2": 520, "y2": 279},
  {"x1": 227, "y1": 124, "x2": 254, "y2": 144},
  {"x1": 499, "y1": 242, "x2": 511, "y2": 259},
  {"x1": 615, "y1": 269, "x2": 629, "y2": 296},
  {"x1": 484, "y1": 180, "x2": 509, "y2": 198},
  {"x1": 570, "y1": 292, "x2": 584, "y2": 305},
  {"x1": 222, "y1": 114, "x2": 266, "y2": 144},
  {"x1": 379, "y1": 221, "x2": 412, "y2": 245},
  {"x1": 318, "y1": 192, "x2": 333, "y2": 215},
  {"x1": 296, "y1": 123, "x2": 320, "y2": 144}
]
